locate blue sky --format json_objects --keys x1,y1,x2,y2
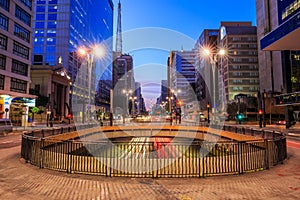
[{"x1": 112, "y1": 0, "x2": 256, "y2": 107}]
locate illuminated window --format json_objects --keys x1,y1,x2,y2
[
  {"x1": 0, "y1": 13, "x2": 8, "y2": 31},
  {"x1": 0, "y1": 0, "x2": 9, "y2": 11}
]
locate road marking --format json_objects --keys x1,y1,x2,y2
[
  {"x1": 1, "y1": 140, "x2": 13, "y2": 144},
  {"x1": 287, "y1": 141, "x2": 300, "y2": 149}
]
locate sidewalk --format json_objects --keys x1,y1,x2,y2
[{"x1": 0, "y1": 143, "x2": 300, "y2": 199}]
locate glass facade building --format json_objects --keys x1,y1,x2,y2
[{"x1": 32, "y1": 0, "x2": 114, "y2": 120}]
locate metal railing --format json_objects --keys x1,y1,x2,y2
[{"x1": 21, "y1": 125, "x2": 287, "y2": 178}]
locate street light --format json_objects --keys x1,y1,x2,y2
[
  {"x1": 78, "y1": 44, "x2": 106, "y2": 124},
  {"x1": 202, "y1": 47, "x2": 226, "y2": 120},
  {"x1": 166, "y1": 96, "x2": 174, "y2": 125},
  {"x1": 122, "y1": 89, "x2": 132, "y2": 124},
  {"x1": 129, "y1": 96, "x2": 137, "y2": 116},
  {"x1": 207, "y1": 102, "x2": 210, "y2": 124}
]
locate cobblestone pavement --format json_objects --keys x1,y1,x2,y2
[{"x1": 0, "y1": 143, "x2": 299, "y2": 200}]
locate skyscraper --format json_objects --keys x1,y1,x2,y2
[
  {"x1": 168, "y1": 50, "x2": 197, "y2": 103},
  {"x1": 194, "y1": 29, "x2": 219, "y2": 111},
  {"x1": 0, "y1": 0, "x2": 35, "y2": 119},
  {"x1": 168, "y1": 50, "x2": 197, "y2": 118},
  {"x1": 218, "y1": 22, "x2": 259, "y2": 101},
  {"x1": 257, "y1": 0, "x2": 300, "y2": 128},
  {"x1": 32, "y1": 0, "x2": 114, "y2": 120}
]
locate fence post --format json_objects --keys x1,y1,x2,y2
[
  {"x1": 238, "y1": 142, "x2": 243, "y2": 174},
  {"x1": 262, "y1": 130, "x2": 265, "y2": 138},
  {"x1": 67, "y1": 140, "x2": 73, "y2": 173},
  {"x1": 106, "y1": 143, "x2": 111, "y2": 177},
  {"x1": 40, "y1": 138, "x2": 44, "y2": 169},
  {"x1": 264, "y1": 139, "x2": 269, "y2": 170}
]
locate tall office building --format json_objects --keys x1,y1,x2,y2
[
  {"x1": 259, "y1": 0, "x2": 300, "y2": 94},
  {"x1": 32, "y1": 0, "x2": 114, "y2": 120},
  {"x1": 0, "y1": 0, "x2": 35, "y2": 119},
  {"x1": 168, "y1": 50, "x2": 196, "y2": 98},
  {"x1": 257, "y1": 0, "x2": 300, "y2": 127},
  {"x1": 112, "y1": 53, "x2": 135, "y2": 114},
  {"x1": 194, "y1": 29, "x2": 219, "y2": 111},
  {"x1": 218, "y1": 22, "x2": 260, "y2": 101},
  {"x1": 256, "y1": 0, "x2": 283, "y2": 94},
  {"x1": 168, "y1": 50, "x2": 197, "y2": 117}
]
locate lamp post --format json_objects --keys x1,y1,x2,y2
[
  {"x1": 262, "y1": 90, "x2": 267, "y2": 127},
  {"x1": 122, "y1": 89, "x2": 132, "y2": 124},
  {"x1": 166, "y1": 96, "x2": 173, "y2": 125},
  {"x1": 78, "y1": 45, "x2": 105, "y2": 124},
  {"x1": 270, "y1": 100, "x2": 274, "y2": 125},
  {"x1": 129, "y1": 96, "x2": 137, "y2": 116},
  {"x1": 207, "y1": 102, "x2": 210, "y2": 124},
  {"x1": 202, "y1": 48, "x2": 226, "y2": 121}
]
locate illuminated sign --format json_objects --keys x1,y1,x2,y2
[{"x1": 220, "y1": 26, "x2": 226, "y2": 40}]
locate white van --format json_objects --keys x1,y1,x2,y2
[{"x1": 0, "y1": 119, "x2": 13, "y2": 135}]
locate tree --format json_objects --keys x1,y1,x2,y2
[
  {"x1": 227, "y1": 102, "x2": 247, "y2": 120},
  {"x1": 30, "y1": 107, "x2": 40, "y2": 122}
]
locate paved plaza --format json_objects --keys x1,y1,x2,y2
[{"x1": 0, "y1": 131, "x2": 299, "y2": 200}]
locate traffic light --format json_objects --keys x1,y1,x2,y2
[
  {"x1": 258, "y1": 109, "x2": 263, "y2": 128},
  {"x1": 237, "y1": 113, "x2": 243, "y2": 120},
  {"x1": 237, "y1": 113, "x2": 243, "y2": 124}
]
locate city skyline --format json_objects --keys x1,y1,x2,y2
[{"x1": 112, "y1": 0, "x2": 257, "y2": 106}]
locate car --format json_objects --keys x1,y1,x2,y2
[
  {"x1": 165, "y1": 115, "x2": 171, "y2": 121},
  {"x1": 0, "y1": 119, "x2": 13, "y2": 135},
  {"x1": 276, "y1": 120, "x2": 286, "y2": 125},
  {"x1": 276, "y1": 120, "x2": 296, "y2": 126},
  {"x1": 199, "y1": 114, "x2": 207, "y2": 122}
]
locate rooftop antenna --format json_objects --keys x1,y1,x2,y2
[{"x1": 116, "y1": 0, "x2": 122, "y2": 53}]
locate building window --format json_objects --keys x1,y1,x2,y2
[
  {"x1": 250, "y1": 72, "x2": 258, "y2": 77},
  {"x1": 47, "y1": 21, "x2": 56, "y2": 28},
  {"x1": 48, "y1": 14, "x2": 57, "y2": 20},
  {"x1": 0, "y1": 33, "x2": 7, "y2": 50},
  {"x1": 14, "y1": 23, "x2": 30, "y2": 42},
  {"x1": 0, "y1": 54, "x2": 6, "y2": 70},
  {"x1": 233, "y1": 79, "x2": 243, "y2": 84},
  {"x1": 48, "y1": 5, "x2": 57, "y2": 12},
  {"x1": 15, "y1": 5, "x2": 31, "y2": 26},
  {"x1": 36, "y1": 5, "x2": 45, "y2": 12},
  {"x1": 10, "y1": 78, "x2": 27, "y2": 93},
  {"x1": 0, "y1": 13, "x2": 8, "y2": 31},
  {"x1": 0, "y1": 0, "x2": 9, "y2": 11},
  {"x1": 49, "y1": 0, "x2": 57, "y2": 4},
  {"x1": 0, "y1": 74, "x2": 4, "y2": 90},
  {"x1": 37, "y1": 0, "x2": 45, "y2": 4},
  {"x1": 13, "y1": 41, "x2": 29, "y2": 59},
  {"x1": 12, "y1": 59, "x2": 28, "y2": 76},
  {"x1": 18, "y1": 0, "x2": 32, "y2": 10}
]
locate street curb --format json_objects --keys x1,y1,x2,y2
[{"x1": 287, "y1": 132, "x2": 300, "y2": 137}]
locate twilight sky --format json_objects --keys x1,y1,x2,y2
[{"x1": 111, "y1": 0, "x2": 256, "y2": 108}]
